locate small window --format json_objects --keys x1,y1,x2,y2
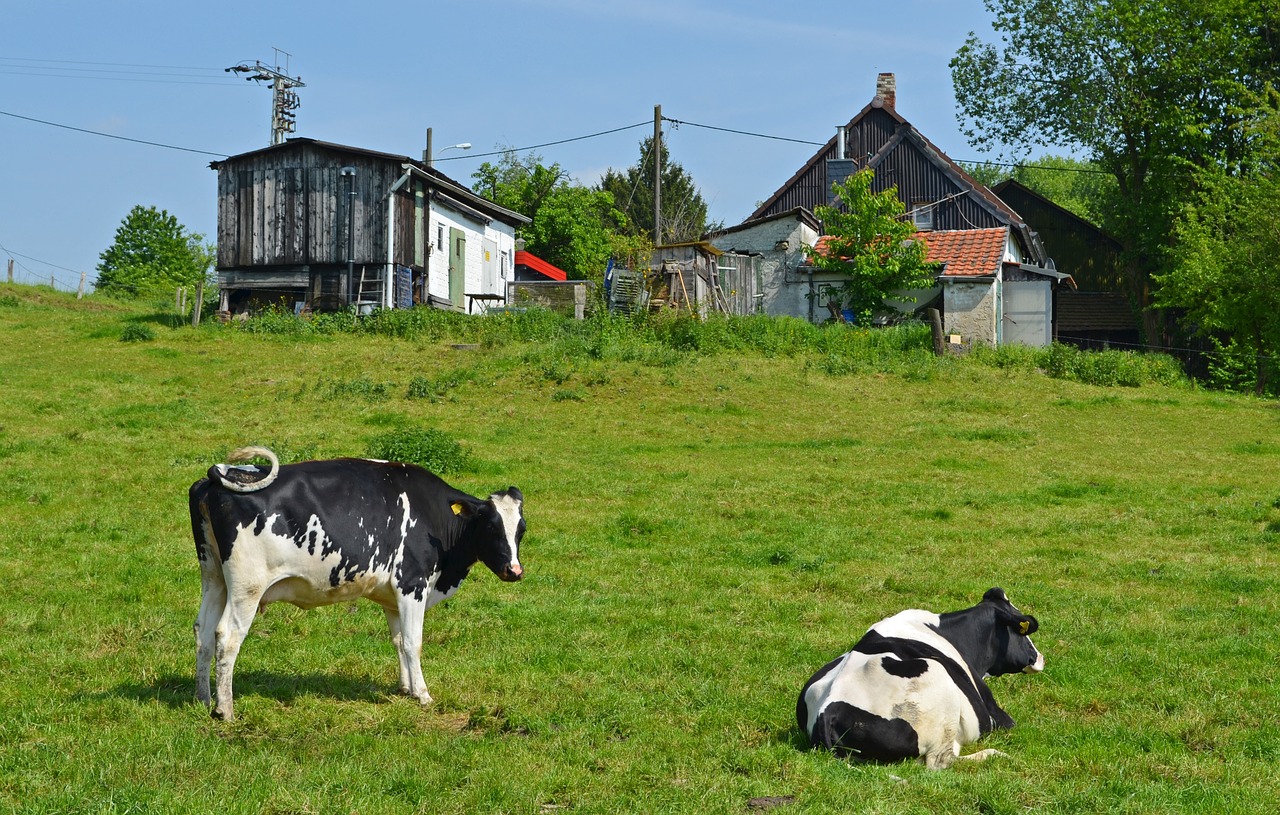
[
  {"x1": 437, "y1": 223, "x2": 444, "y2": 251},
  {"x1": 912, "y1": 202, "x2": 934, "y2": 231}
]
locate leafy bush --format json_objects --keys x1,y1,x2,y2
[
  {"x1": 366, "y1": 428, "x2": 471, "y2": 473},
  {"x1": 1037, "y1": 343, "x2": 1186, "y2": 388},
  {"x1": 119, "y1": 323, "x2": 155, "y2": 342}
]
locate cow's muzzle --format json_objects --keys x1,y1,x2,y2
[
  {"x1": 1023, "y1": 652, "x2": 1045, "y2": 674},
  {"x1": 500, "y1": 563, "x2": 524, "y2": 582}
]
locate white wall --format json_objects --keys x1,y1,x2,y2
[
  {"x1": 708, "y1": 215, "x2": 823, "y2": 322},
  {"x1": 427, "y1": 204, "x2": 518, "y2": 308}
]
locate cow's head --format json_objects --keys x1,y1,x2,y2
[
  {"x1": 982, "y1": 587, "x2": 1045, "y2": 675},
  {"x1": 453, "y1": 487, "x2": 524, "y2": 582}
]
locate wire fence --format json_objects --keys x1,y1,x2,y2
[{"x1": 4, "y1": 261, "x2": 91, "y2": 294}]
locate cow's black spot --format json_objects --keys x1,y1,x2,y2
[
  {"x1": 881, "y1": 655, "x2": 928, "y2": 678},
  {"x1": 812, "y1": 701, "x2": 920, "y2": 762}
]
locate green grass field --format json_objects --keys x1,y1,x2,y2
[{"x1": 2, "y1": 284, "x2": 1277, "y2": 814}]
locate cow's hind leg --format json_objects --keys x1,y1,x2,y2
[
  {"x1": 193, "y1": 557, "x2": 226, "y2": 708},
  {"x1": 212, "y1": 587, "x2": 263, "y2": 721}
]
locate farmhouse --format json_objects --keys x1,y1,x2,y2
[
  {"x1": 209, "y1": 138, "x2": 528, "y2": 316},
  {"x1": 709, "y1": 74, "x2": 1074, "y2": 346}
]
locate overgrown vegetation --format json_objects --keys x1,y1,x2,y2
[{"x1": 229, "y1": 303, "x2": 1192, "y2": 391}]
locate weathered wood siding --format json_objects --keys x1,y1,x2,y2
[{"x1": 215, "y1": 143, "x2": 414, "y2": 269}]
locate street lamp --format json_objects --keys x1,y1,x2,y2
[{"x1": 423, "y1": 127, "x2": 472, "y2": 167}]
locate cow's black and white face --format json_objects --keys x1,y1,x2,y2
[
  {"x1": 480, "y1": 487, "x2": 524, "y2": 582},
  {"x1": 983, "y1": 588, "x2": 1044, "y2": 676}
]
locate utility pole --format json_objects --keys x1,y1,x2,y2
[
  {"x1": 653, "y1": 104, "x2": 662, "y2": 246},
  {"x1": 226, "y1": 50, "x2": 305, "y2": 146}
]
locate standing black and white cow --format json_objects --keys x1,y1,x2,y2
[
  {"x1": 797, "y1": 588, "x2": 1044, "y2": 770},
  {"x1": 188, "y1": 446, "x2": 525, "y2": 720}
]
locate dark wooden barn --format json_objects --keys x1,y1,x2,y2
[{"x1": 991, "y1": 179, "x2": 1139, "y2": 348}]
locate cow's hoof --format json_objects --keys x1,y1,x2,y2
[{"x1": 211, "y1": 707, "x2": 234, "y2": 722}]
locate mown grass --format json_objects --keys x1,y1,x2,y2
[{"x1": 1, "y1": 283, "x2": 1278, "y2": 814}]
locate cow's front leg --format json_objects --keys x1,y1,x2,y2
[
  {"x1": 383, "y1": 605, "x2": 413, "y2": 696},
  {"x1": 394, "y1": 598, "x2": 432, "y2": 705}
]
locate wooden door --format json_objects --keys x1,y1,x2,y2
[{"x1": 449, "y1": 228, "x2": 466, "y2": 310}]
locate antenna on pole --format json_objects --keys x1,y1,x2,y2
[{"x1": 226, "y1": 50, "x2": 306, "y2": 146}]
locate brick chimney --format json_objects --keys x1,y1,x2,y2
[{"x1": 875, "y1": 73, "x2": 896, "y2": 109}]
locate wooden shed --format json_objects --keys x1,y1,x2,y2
[
  {"x1": 992, "y1": 179, "x2": 1138, "y2": 348},
  {"x1": 210, "y1": 138, "x2": 527, "y2": 315}
]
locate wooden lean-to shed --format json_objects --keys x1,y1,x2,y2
[{"x1": 210, "y1": 138, "x2": 527, "y2": 315}]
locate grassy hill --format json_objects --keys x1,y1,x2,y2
[{"x1": 2, "y1": 283, "x2": 1277, "y2": 813}]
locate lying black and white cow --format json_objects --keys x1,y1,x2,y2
[
  {"x1": 797, "y1": 588, "x2": 1043, "y2": 770},
  {"x1": 188, "y1": 446, "x2": 525, "y2": 720}
]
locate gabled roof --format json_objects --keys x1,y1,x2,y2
[
  {"x1": 210, "y1": 137, "x2": 529, "y2": 226},
  {"x1": 514, "y1": 250, "x2": 567, "y2": 281},
  {"x1": 747, "y1": 77, "x2": 1046, "y2": 266},
  {"x1": 922, "y1": 228, "x2": 1008, "y2": 277}
]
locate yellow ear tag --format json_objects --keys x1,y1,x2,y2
[
  {"x1": 451, "y1": 502, "x2": 465, "y2": 516},
  {"x1": 1019, "y1": 620, "x2": 1030, "y2": 635}
]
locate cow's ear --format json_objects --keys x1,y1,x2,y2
[{"x1": 1013, "y1": 616, "x2": 1038, "y2": 636}]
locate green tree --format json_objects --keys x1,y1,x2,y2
[
  {"x1": 95, "y1": 205, "x2": 211, "y2": 297},
  {"x1": 950, "y1": 0, "x2": 1279, "y2": 346},
  {"x1": 1154, "y1": 89, "x2": 1280, "y2": 394},
  {"x1": 598, "y1": 136, "x2": 719, "y2": 244},
  {"x1": 804, "y1": 168, "x2": 932, "y2": 324},
  {"x1": 474, "y1": 150, "x2": 628, "y2": 283}
]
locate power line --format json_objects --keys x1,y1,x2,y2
[
  {"x1": 0, "y1": 109, "x2": 227, "y2": 157},
  {"x1": 0, "y1": 69, "x2": 247, "y2": 87},
  {"x1": 664, "y1": 114, "x2": 1107, "y2": 175},
  {"x1": 662, "y1": 116, "x2": 826, "y2": 146},
  {"x1": 0, "y1": 56, "x2": 231, "y2": 71},
  {"x1": 434, "y1": 121, "x2": 652, "y2": 161}
]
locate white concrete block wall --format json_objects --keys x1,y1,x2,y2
[{"x1": 427, "y1": 206, "x2": 517, "y2": 307}]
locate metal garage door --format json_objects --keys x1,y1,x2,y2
[{"x1": 1003, "y1": 279, "x2": 1052, "y2": 347}]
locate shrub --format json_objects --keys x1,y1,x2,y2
[
  {"x1": 1037, "y1": 343, "x2": 1187, "y2": 388},
  {"x1": 119, "y1": 323, "x2": 155, "y2": 343},
  {"x1": 366, "y1": 428, "x2": 471, "y2": 473}
]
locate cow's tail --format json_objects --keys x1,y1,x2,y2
[{"x1": 210, "y1": 446, "x2": 280, "y2": 493}]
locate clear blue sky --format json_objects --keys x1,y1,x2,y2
[{"x1": 1, "y1": 0, "x2": 1008, "y2": 290}]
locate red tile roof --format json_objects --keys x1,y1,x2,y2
[
  {"x1": 813, "y1": 227, "x2": 1008, "y2": 278},
  {"x1": 920, "y1": 228, "x2": 1008, "y2": 277},
  {"x1": 514, "y1": 250, "x2": 567, "y2": 281}
]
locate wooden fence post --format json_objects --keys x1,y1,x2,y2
[
  {"x1": 6, "y1": 258, "x2": 12, "y2": 284},
  {"x1": 927, "y1": 308, "x2": 945, "y2": 356},
  {"x1": 191, "y1": 281, "x2": 204, "y2": 327},
  {"x1": 77, "y1": 272, "x2": 85, "y2": 299}
]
